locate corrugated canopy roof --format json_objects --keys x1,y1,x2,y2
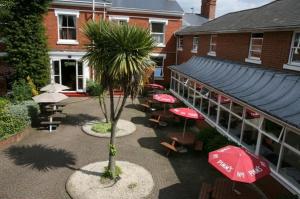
[
  {"x1": 170, "y1": 56, "x2": 300, "y2": 129},
  {"x1": 176, "y1": 0, "x2": 300, "y2": 35}
]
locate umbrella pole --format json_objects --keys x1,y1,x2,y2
[
  {"x1": 183, "y1": 119, "x2": 187, "y2": 137},
  {"x1": 49, "y1": 116, "x2": 53, "y2": 133},
  {"x1": 164, "y1": 104, "x2": 166, "y2": 113},
  {"x1": 232, "y1": 182, "x2": 241, "y2": 195}
]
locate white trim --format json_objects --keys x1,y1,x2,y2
[
  {"x1": 150, "y1": 53, "x2": 167, "y2": 59},
  {"x1": 110, "y1": 7, "x2": 184, "y2": 17},
  {"x1": 156, "y1": 44, "x2": 166, "y2": 48},
  {"x1": 283, "y1": 64, "x2": 300, "y2": 72},
  {"x1": 49, "y1": 51, "x2": 86, "y2": 59},
  {"x1": 207, "y1": 51, "x2": 216, "y2": 56},
  {"x1": 57, "y1": 40, "x2": 79, "y2": 45},
  {"x1": 177, "y1": 48, "x2": 183, "y2": 51},
  {"x1": 149, "y1": 18, "x2": 168, "y2": 25},
  {"x1": 108, "y1": 15, "x2": 129, "y2": 22},
  {"x1": 287, "y1": 31, "x2": 300, "y2": 67},
  {"x1": 191, "y1": 50, "x2": 198, "y2": 54},
  {"x1": 245, "y1": 58, "x2": 262, "y2": 64},
  {"x1": 54, "y1": 9, "x2": 80, "y2": 18}
]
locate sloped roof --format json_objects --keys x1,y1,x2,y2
[
  {"x1": 170, "y1": 56, "x2": 300, "y2": 129},
  {"x1": 111, "y1": 0, "x2": 183, "y2": 15},
  {"x1": 183, "y1": 13, "x2": 208, "y2": 27},
  {"x1": 177, "y1": 0, "x2": 300, "y2": 35}
]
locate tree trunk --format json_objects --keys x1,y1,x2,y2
[{"x1": 108, "y1": 86, "x2": 116, "y2": 177}]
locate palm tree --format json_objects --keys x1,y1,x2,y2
[{"x1": 83, "y1": 20, "x2": 155, "y2": 179}]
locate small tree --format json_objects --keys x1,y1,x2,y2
[
  {"x1": 83, "y1": 21, "x2": 155, "y2": 179},
  {"x1": 2, "y1": 0, "x2": 51, "y2": 87}
]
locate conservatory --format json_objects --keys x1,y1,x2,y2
[{"x1": 169, "y1": 56, "x2": 300, "y2": 194}]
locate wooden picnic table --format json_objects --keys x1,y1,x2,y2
[
  {"x1": 168, "y1": 132, "x2": 196, "y2": 145},
  {"x1": 212, "y1": 178, "x2": 238, "y2": 199}
]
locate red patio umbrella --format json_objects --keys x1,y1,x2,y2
[
  {"x1": 169, "y1": 108, "x2": 205, "y2": 137},
  {"x1": 208, "y1": 145, "x2": 270, "y2": 183},
  {"x1": 145, "y1": 83, "x2": 165, "y2": 90},
  {"x1": 153, "y1": 94, "x2": 176, "y2": 112}
]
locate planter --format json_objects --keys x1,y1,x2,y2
[{"x1": 0, "y1": 128, "x2": 30, "y2": 149}]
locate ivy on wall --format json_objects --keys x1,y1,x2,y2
[{"x1": 1, "y1": 0, "x2": 51, "y2": 87}]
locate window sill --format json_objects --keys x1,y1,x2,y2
[
  {"x1": 245, "y1": 58, "x2": 262, "y2": 64},
  {"x1": 154, "y1": 77, "x2": 164, "y2": 80},
  {"x1": 207, "y1": 51, "x2": 216, "y2": 56},
  {"x1": 156, "y1": 44, "x2": 166, "y2": 48},
  {"x1": 57, "y1": 40, "x2": 79, "y2": 45},
  {"x1": 177, "y1": 47, "x2": 183, "y2": 51},
  {"x1": 191, "y1": 50, "x2": 198, "y2": 54},
  {"x1": 283, "y1": 64, "x2": 300, "y2": 72}
]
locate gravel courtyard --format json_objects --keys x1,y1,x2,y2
[{"x1": 0, "y1": 97, "x2": 254, "y2": 199}]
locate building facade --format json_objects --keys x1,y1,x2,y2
[
  {"x1": 173, "y1": 0, "x2": 300, "y2": 196},
  {"x1": 44, "y1": 0, "x2": 185, "y2": 93}
]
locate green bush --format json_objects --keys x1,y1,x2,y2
[
  {"x1": 92, "y1": 122, "x2": 111, "y2": 134},
  {"x1": 0, "y1": 98, "x2": 10, "y2": 111},
  {"x1": 197, "y1": 127, "x2": 237, "y2": 153},
  {"x1": 8, "y1": 100, "x2": 40, "y2": 125},
  {"x1": 0, "y1": 101, "x2": 27, "y2": 140},
  {"x1": 12, "y1": 80, "x2": 32, "y2": 102},
  {"x1": 86, "y1": 80, "x2": 103, "y2": 96}
]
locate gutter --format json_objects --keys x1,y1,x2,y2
[{"x1": 108, "y1": 7, "x2": 184, "y2": 17}]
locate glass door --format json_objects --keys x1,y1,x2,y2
[{"x1": 76, "y1": 61, "x2": 84, "y2": 91}]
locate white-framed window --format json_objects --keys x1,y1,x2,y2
[
  {"x1": 149, "y1": 19, "x2": 168, "y2": 47},
  {"x1": 109, "y1": 16, "x2": 129, "y2": 25},
  {"x1": 177, "y1": 36, "x2": 183, "y2": 50},
  {"x1": 192, "y1": 36, "x2": 199, "y2": 53},
  {"x1": 55, "y1": 9, "x2": 79, "y2": 45},
  {"x1": 151, "y1": 54, "x2": 166, "y2": 79},
  {"x1": 288, "y1": 32, "x2": 300, "y2": 66},
  {"x1": 208, "y1": 34, "x2": 217, "y2": 56},
  {"x1": 246, "y1": 33, "x2": 264, "y2": 64}
]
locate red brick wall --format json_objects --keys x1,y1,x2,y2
[
  {"x1": 177, "y1": 31, "x2": 294, "y2": 71},
  {"x1": 261, "y1": 31, "x2": 293, "y2": 69},
  {"x1": 44, "y1": 5, "x2": 182, "y2": 85}
]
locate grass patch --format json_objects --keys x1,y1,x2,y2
[
  {"x1": 100, "y1": 165, "x2": 122, "y2": 183},
  {"x1": 91, "y1": 122, "x2": 111, "y2": 134}
]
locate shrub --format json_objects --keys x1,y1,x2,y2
[
  {"x1": 0, "y1": 101, "x2": 27, "y2": 140},
  {"x1": 0, "y1": 98, "x2": 10, "y2": 111},
  {"x1": 12, "y1": 80, "x2": 32, "y2": 102},
  {"x1": 27, "y1": 76, "x2": 39, "y2": 96},
  {"x1": 8, "y1": 100, "x2": 40, "y2": 126},
  {"x1": 91, "y1": 122, "x2": 112, "y2": 134},
  {"x1": 86, "y1": 80, "x2": 103, "y2": 96},
  {"x1": 197, "y1": 127, "x2": 237, "y2": 153}
]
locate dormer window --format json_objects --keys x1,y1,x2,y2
[{"x1": 55, "y1": 9, "x2": 79, "y2": 45}]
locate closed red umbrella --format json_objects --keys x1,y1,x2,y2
[
  {"x1": 169, "y1": 108, "x2": 204, "y2": 136},
  {"x1": 145, "y1": 83, "x2": 165, "y2": 90},
  {"x1": 209, "y1": 145, "x2": 270, "y2": 183}
]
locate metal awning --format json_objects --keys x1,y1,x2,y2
[{"x1": 170, "y1": 56, "x2": 300, "y2": 129}]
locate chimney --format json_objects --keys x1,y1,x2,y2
[{"x1": 201, "y1": 0, "x2": 216, "y2": 20}]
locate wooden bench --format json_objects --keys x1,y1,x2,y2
[
  {"x1": 160, "y1": 140, "x2": 177, "y2": 156},
  {"x1": 148, "y1": 118, "x2": 167, "y2": 128},
  {"x1": 199, "y1": 183, "x2": 213, "y2": 199},
  {"x1": 40, "y1": 121, "x2": 61, "y2": 126}
]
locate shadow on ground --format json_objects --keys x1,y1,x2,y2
[
  {"x1": 4, "y1": 144, "x2": 76, "y2": 172},
  {"x1": 62, "y1": 114, "x2": 99, "y2": 126}
]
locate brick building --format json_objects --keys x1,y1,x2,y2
[
  {"x1": 43, "y1": 0, "x2": 186, "y2": 93},
  {"x1": 171, "y1": 0, "x2": 300, "y2": 196}
]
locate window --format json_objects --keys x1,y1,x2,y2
[
  {"x1": 289, "y1": 32, "x2": 300, "y2": 66},
  {"x1": 53, "y1": 60, "x2": 60, "y2": 83},
  {"x1": 208, "y1": 34, "x2": 217, "y2": 56},
  {"x1": 192, "y1": 36, "x2": 199, "y2": 53},
  {"x1": 109, "y1": 16, "x2": 129, "y2": 25},
  {"x1": 150, "y1": 19, "x2": 167, "y2": 47},
  {"x1": 177, "y1": 36, "x2": 183, "y2": 50},
  {"x1": 247, "y1": 33, "x2": 263, "y2": 62},
  {"x1": 55, "y1": 10, "x2": 79, "y2": 45},
  {"x1": 151, "y1": 56, "x2": 165, "y2": 79}
]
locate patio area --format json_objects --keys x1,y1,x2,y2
[{"x1": 0, "y1": 97, "x2": 278, "y2": 198}]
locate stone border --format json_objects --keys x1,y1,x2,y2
[
  {"x1": 82, "y1": 119, "x2": 136, "y2": 138},
  {"x1": 66, "y1": 161, "x2": 154, "y2": 199},
  {"x1": 0, "y1": 128, "x2": 30, "y2": 149}
]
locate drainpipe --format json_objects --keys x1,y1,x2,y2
[
  {"x1": 92, "y1": 0, "x2": 95, "y2": 81},
  {"x1": 92, "y1": 0, "x2": 95, "y2": 21},
  {"x1": 174, "y1": 33, "x2": 178, "y2": 65},
  {"x1": 103, "y1": 3, "x2": 107, "y2": 20}
]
